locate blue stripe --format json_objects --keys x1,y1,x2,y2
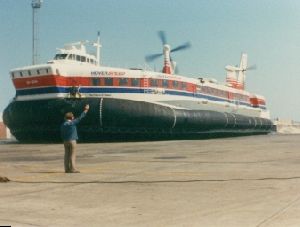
[
  {"x1": 80, "y1": 87, "x2": 144, "y2": 94},
  {"x1": 16, "y1": 87, "x2": 65, "y2": 95},
  {"x1": 16, "y1": 86, "x2": 266, "y2": 110},
  {"x1": 16, "y1": 87, "x2": 144, "y2": 95}
]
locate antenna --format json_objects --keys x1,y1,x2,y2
[{"x1": 32, "y1": 0, "x2": 43, "y2": 65}]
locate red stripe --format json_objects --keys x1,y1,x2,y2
[
  {"x1": 13, "y1": 75, "x2": 197, "y2": 93},
  {"x1": 13, "y1": 75, "x2": 91, "y2": 89}
]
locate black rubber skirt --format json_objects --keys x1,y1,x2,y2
[{"x1": 3, "y1": 98, "x2": 273, "y2": 142}]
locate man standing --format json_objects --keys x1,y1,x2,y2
[{"x1": 61, "y1": 104, "x2": 89, "y2": 173}]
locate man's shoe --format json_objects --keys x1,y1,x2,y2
[{"x1": 70, "y1": 169, "x2": 80, "y2": 173}]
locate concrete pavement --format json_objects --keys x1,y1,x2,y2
[{"x1": 1, "y1": 134, "x2": 300, "y2": 226}]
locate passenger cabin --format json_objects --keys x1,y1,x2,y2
[
  {"x1": 52, "y1": 53, "x2": 97, "y2": 65},
  {"x1": 49, "y1": 42, "x2": 98, "y2": 65}
]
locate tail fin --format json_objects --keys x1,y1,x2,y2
[{"x1": 239, "y1": 53, "x2": 248, "y2": 69}]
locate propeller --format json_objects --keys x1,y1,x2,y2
[
  {"x1": 158, "y1": 30, "x2": 167, "y2": 45},
  {"x1": 145, "y1": 31, "x2": 191, "y2": 62},
  {"x1": 225, "y1": 64, "x2": 257, "y2": 72},
  {"x1": 171, "y1": 42, "x2": 191, "y2": 53},
  {"x1": 246, "y1": 64, "x2": 257, "y2": 71},
  {"x1": 145, "y1": 53, "x2": 163, "y2": 62},
  {"x1": 236, "y1": 64, "x2": 257, "y2": 72}
]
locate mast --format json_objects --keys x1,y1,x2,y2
[
  {"x1": 31, "y1": 0, "x2": 42, "y2": 65},
  {"x1": 93, "y1": 31, "x2": 102, "y2": 66}
]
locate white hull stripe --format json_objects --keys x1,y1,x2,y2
[{"x1": 16, "y1": 86, "x2": 266, "y2": 110}]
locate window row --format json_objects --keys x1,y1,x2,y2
[
  {"x1": 199, "y1": 86, "x2": 249, "y2": 102},
  {"x1": 11, "y1": 68, "x2": 50, "y2": 78},
  {"x1": 201, "y1": 86, "x2": 228, "y2": 98},
  {"x1": 91, "y1": 77, "x2": 140, "y2": 87},
  {"x1": 54, "y1": 54, "x2": 96, "y2": 64},
  {"x1": 90, "y1": 77, "x2": 190, "y2": 91},
  {"x1": 233, "y1": 93, "x2": 249, "y2": 102},
  {"x1": 149, "y1": 79, "x2": 187, "y2": 90}
]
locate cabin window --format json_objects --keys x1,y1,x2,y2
[
  {"x1": 87, "y1": 58, "x2": 90, "y2": 63},
  {"x1": 37, "y1": 69, "x2": 40, "y2": 75},
  {"x1": 11, "y1": 72, "x2": 15, "y2": 78},
  {"x1": 150, "y1": 79, "x2": 158, "y2": 87},
  {"x1": 91, "y1": 78, "x2": 100, "y2": 86},
  {"x1": 90, "y1": 59, "x2": 94, "y2": 64},
  {"x1": 182, "y1": 82, "x2": 187, "y2": 90},
  {"x1": 68, "y1": 54, "x2": 75, "y2": 60},
  {"x1": 119, "y1": 78, "x2": 128, "y2": 86},
  {"x1": 76, "y1": 55, "x2": 80, "y2": 61},
  {"x1": 54, "y1": 54, "x2": 67, "y2": 60},
  {"x1": 173, "y1": 81, "x2": 179, "y2": 89},
  {"x1": 80, "y1": 56, "x2": 86, "y2": 62},
  {"x1": 162, "y1": 79, "x2": 168, "y2": 88},
  {"x1": 131, "y1": 78, "x2": 139, "y2": 87},
  {"x1": 45, "y1": 68, "x2": 49, "y2": 74},
  {"x1": 178, "y1": 82, "x2": 182, "y2": 90},
  {"x1": 28, "y1": 70, "x2": 31, "y2": 76},
  {"x1": 104, "y1": 77, "x2": 113, "y2": 86},
  {"x1": 20, "y1": 71, "x2": 23, "y2": 77},
  {"x1": 212, "y1": 88, "x2": 216, "y2": 95}
]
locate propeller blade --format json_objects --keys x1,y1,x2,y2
[
  {"x1": 171, "y1": 42, "x2": 191, "y2": 53},
  {"x1": 233, "y1": 64, "x2": 257, "y2": 72},
  {"x1": 158, "y1": 30, "x2": 167, "y2": 45},
  {"x1": 247, "y1": 64, "x2": 257, "y2": 71},
  {"x1": 145, "y1": 53, "x2": 163, "y2": 62}
]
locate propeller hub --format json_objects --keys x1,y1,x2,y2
[{"x1": 163, "y1": 44, "x2": 171, "y2": 52}]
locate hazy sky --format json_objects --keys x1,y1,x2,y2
[{"x1": 1, "y1": 0, "x2": 300, "y2": 120}]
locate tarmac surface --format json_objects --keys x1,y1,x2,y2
[{"x1": 1, "y1": 134, "x2": 300, "y2": 227}]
